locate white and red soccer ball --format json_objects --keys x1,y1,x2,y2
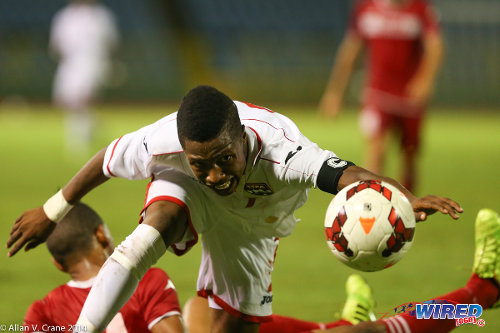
[{"x1": 324, "y1": 180, "x2": 416, "y2": 272}]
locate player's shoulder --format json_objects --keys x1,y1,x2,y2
[
  {"x1": 145, "y1": 112, "x2": 183, "y2": 155},
  {"x1": 140, "y1": 267, "x2": 172, "y2": 287},
  {"x1": 25, "y1": 284, "x2": 66, "y2": 316},
  {"x1": 143, "y1": 267, "x2": 170, "y2": 280},
  {"x1": 138, "y1": 268, "x2": 176, "y2": 294},
  {"x1": 24, "y1": 299, "x2": 49, "y2": 324},
  {"x1": 236, "y1": 101, "x2": 302, "y2": 143}
]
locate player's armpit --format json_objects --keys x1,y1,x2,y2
[{"x1": 142, "y1": 200, "x2": 189, "y2": 248}]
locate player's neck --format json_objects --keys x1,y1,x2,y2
[{"x1": 67, "y1": 257, "x2": 104, "y2": 281}]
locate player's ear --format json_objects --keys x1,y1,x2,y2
[
  {"x1": 95, "y1": 225, "x2": 111, "y2": 249},
  {"x1": 52, "y1": 257, "x2": 66, "y2": 272}
]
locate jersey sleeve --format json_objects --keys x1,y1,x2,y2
[
  {"x1": 103, "y1": 114, "x2": 185, "y2": 180},
  {"x1": 258, "y1": 111, "x2": 341, "y2": 189},
  {"x1": 136, "y1": 268, "x2": 182, "y2": 330},
  {"x1": 277, "y1": 132, "x2": 337, "y2": 189},
  {"x1": 103, "y1": 131, "x2": 153, "y2": 180},
  {"x1": 23, "y1": 300, "x2": 51, "y2": 331}
]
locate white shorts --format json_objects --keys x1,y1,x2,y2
[{"x1": 143, "y1": 169, "x2": 279, "y2": 323}]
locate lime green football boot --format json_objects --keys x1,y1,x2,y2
[
  {"x1": 341, "y1": 274, "x2": 376, "y2": 324},
  {"x1": 472, "y1": 208, "x2": 500, "y2": 307}
]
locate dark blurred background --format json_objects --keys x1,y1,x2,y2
[{"x1": 1, "y1": 0, "x2": 499, "y2": 106}]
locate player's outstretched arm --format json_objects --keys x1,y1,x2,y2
[
  {"x1": 338, "y1": 166, "x2": 462, "y2": 222},
  {"x1": 319, "y1": 33, "x2": 363, "y2": 118},
  {"x1": 6, "y1": 148, "x2": 109, "y2": 257}
]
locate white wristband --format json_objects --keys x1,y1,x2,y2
[{"x1": 42, "y1": 190, "x2": 74, "y2": 223}]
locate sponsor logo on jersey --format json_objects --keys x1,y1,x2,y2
[
  {"x1": 260, "y1": 295, "x2": 273, "y2": 305},
  {"x1": 326, "y1": 157, "x2": 348, "y2": 169},
  {"x1": 244, "y1": 183, "x2": 274, "y2": 196}
]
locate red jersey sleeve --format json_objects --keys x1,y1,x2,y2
[
  {"x1": 136, "y1": 268, "x2": 182, "y2": 328},
  {"x1": 24, "y1": 300, "x2": 52, "y2": 331},
  {"x1": 420, "y1": 0, "x2": 441, "y2": 35}
]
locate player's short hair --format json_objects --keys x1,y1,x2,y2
[
  {"x1": 177, "y1": 85, "x2": 242, "y2": 146},
  {"x1": 46, "y1": 202, "x2": 104, "y2": 266}
]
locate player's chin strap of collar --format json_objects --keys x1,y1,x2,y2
[{"x1": 75, "y1": 224, "x2": 167, "y2": 332}]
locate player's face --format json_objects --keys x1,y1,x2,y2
[{"x1": 184, "y1": 130, "x2": 248, "y2": 196}]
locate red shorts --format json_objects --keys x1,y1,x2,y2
[{"x1": 359, "y1": 105, "x2": 424, "y2": 150}]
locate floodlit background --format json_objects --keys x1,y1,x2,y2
[{"x1": 1, "y1": 0, "x2": 499, "y2": 331}]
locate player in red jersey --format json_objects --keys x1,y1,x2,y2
[
  {"x1": 319, "y1": 0, "x2": 444, "y2": 191},
  {"x1": 23, "y1": 202, "x2": 185, "y2": 333}
]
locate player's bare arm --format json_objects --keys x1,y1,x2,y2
[
  {"x1": 319, "y1": 33, "x2": 363, "y2": 118},
  {"x1": 7, "y1": 148, "x2": 109, "y2": 257},
  {"x1": 407, "y1": 32, "x2": 444, "y2": 106},
  {"x1": 338, "y1": 165, "x2": 462, "y2": 222},
  {"x1": 142, "y1": 200, "x2": 189, "y2": 247}
]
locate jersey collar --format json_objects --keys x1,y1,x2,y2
[{"x1": 67, "y1": 277, "x2": 96, "y2": 289}]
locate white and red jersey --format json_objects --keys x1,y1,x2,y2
[
  {"x1": 349, "y1": 0, "x2": 440, "y2": 108},
  {"x1": 103, "y1": 101, "x2": 340, "y2": 321},
  {"x1": 23, "y1": 268, "x2": 181, "y2": 333}
]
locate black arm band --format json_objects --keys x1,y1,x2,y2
[{"x1": 317, "y1": 157, "x2": 355, "y2": 195}]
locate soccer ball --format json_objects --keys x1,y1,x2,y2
[{"x1": 324, "y1": 180, "x2": 416, "y2": 272}]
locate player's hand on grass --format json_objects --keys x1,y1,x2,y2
[
  {"x1": 411, "y1": 195, "x2": 463, "y2": 222},
  {"x1": 6, "y1": 206, "x2": 56, "y2": 257}
]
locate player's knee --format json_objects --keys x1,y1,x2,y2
[{"x1": 183, "y1": 296, "x2": 210, "y2": 333}]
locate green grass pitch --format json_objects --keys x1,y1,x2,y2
[{"x1": 0, "y1": 104, "x2": 499, "y2": 332}]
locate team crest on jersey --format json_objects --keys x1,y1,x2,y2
[{"x1": 244, "y1": 183, "x2": 274, "y2": 196}]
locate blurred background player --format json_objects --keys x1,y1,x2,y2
[
  {"x1": 49, "y1": 0, "x2": 120, "y2": 155},
  {"x1": 319, "y1": 0, "x2": 443, "y2": 192},
  {"x1": 23, "y1": 202, "x2": 185, "y2": 333}
]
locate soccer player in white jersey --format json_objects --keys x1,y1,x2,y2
[
  {"x1": 50, "y1": 0, "x2": 119, "y2": 154},
  {"x1": 8, "y1": 86, "x2": 463, "y2": 332}
]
